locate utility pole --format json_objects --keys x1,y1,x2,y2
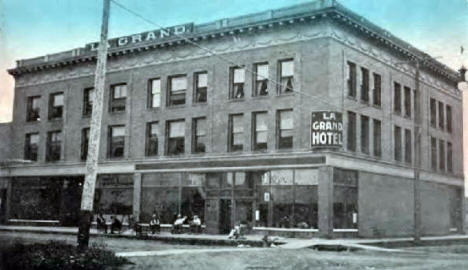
[
  {"x1": 413, "y1": 59, "x2": 421, "y2": 243},
  {"x1": 77, "y1": 0, "x2": 110, "y2": 250}
]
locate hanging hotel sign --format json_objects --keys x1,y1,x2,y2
[
  {"x1": 311, "y1": 111, "x2": 343, "y2": 147},
  {"x1": 85, "y1": 23, "x2": 194, "y2": 51}
]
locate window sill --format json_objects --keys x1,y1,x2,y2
[
  {"x1": 252, "y1": 95, "x2": 270, "y2": 99},
  {"x1": 166, "y1": 105, "x2": 186, "y2": 109},
  {"x1": 48, "y1": 118, "x2": 63, "y2": 122},
  {"x1": 82, "y1": 114, "x2": 91, "y2": 119},
  {"x1": 346, "y1": 96, "x2": 357, "y2": 101},
  {"x1": 109, "y1": 111, "x2": 126, "y2": 116},
  {"x1": 371, "y1": 104, "x2": 381, "y2": 110},
  {"x1": 276, "y1": 92, "x2": 295, "y2": 97},
  {"x1": 25, "y1": 120, "x2": 41, "y2": 124},
  {"x1": 192, "y1": 102, "x2": 208, "y2": 106},
  {"x1": 228, "y1": 98, "x2": 245, "y2": 103},
  {"x1": 107, "y1": 157, "x2": 125, "y2": 160},
  {"x1": 147, "y1": 107, "x2": 162, "y2": 112}
]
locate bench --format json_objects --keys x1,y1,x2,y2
[{"x1": 135, "y1": 223, "x2": 206, "y2": 237}]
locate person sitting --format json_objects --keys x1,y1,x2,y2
[
  {"x1": 190, "y1": 215, "x2": 202, "y2": 234},
  {"x1": 228, "y1": 222, "x2": 242, "y2": 240},
  {"x1": 171, "y1": 214, "x2": 186, "y2": 234},
  {"x1": 96, "y1": 213, "x2": 107, "y2": 234},
  {"x1": 110, "y1": 216, "x2": 122, "y2": 234},
  {"x1": 149, "y1": 214, "x2": 161, "y2": 234}
]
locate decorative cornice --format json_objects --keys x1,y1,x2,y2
[{"x1": 8, "y1": 0, "x2": 461, "y2": 85}]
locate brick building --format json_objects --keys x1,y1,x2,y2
[{"x1": 0, "y1": 0, "x2": 465, "y2": 237}]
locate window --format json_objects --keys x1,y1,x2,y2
[
  {"x1": 193, "y1": 117, "x2": 207, "y2": 153},
  {"x1": 110, "y1": 84, "x2": 127, "y2": 112},
  {"x1": 373, "y1": 119, "x2": 381, "y2": 157},
  {"x1": 447, "y1": 142, "x2": 453, "y2": 173},
  {"x1": 81, "y1": 128, "x2": 90, "y2": 161},
  {"x1": 394, "y1": 126, "x2": 401, "y2": 161},
  {"x1": 279, "y1": 59, "x2": 294, "y2": 94},
  {"x1": 194, "y1": 72, "x2": 208, "y2": 103},
  {"x1": 167, "y1": 120, "x2": 185, "y2": 155},
  {"x1": 26, "y1": 96, "x2": 41, "y2": 122},
  {"x1": 24, "y1": 133, "x2": 39, "y2": 161},
  {"x1": 431, "y1": 137, "x2": 437, "y2": 170},
  {"x1": 254, "y1": 63, "x2": 269, "y2": 96},
  {"x1": 253, "y1": 112, "x2": 268, "y2": 151},
  {"x1": 333, "y1": 169, "x2": 358, "y2": 229},
  {"x1": 347, "y1": 62, "x2": 356, "y2": 98},
  {"x1": 347, "y1": 112, "x2": 356, "y2": 152},
  {"x1": 394, "y1": 82, "x2": 401, "y2": 114},
  {"x1": 404, "y1": 86, "x2": 411, "y2": 118},
  {"x1": 438, "y1": 101, "x2": 444, "y2": 129},
  {"x1": 373, "y1": 73, "x2": 381, "y2": 107},
  {"x1": 48, "y1": 92, "x2": 63, "y2": 120},
  {"x1": 439, "y1": 139, "x2": 445, "y2": 171},
  {"x1": 446, "y1": 105, "x2": 452, "y2": 133},
  {"x1": 148, "y1": 78, "x2": 161, "y2": 108},
  {"x1": 360, "y1": 67, "x2": 369, "y2": 103},
  {"x1": 229, "y1": 114, "x2": 243, "y2": 151},
  {"x1": 360, "y1": 115, "x2": 369, "y2": 154},
  {"x1": 168, "y1": 76, "x2": 187, "y2": 106},
  {"x1": 46, "y1": 131, "x2": 61, "y2": 162},
  {"x1": 230, "y1": 67, "x2": 245, "y2": 99},
  {"x1": 83, "y1": 88, "x2": 94, "y2": 116},
  {"x1": 146, "y1": 122, "x2": 159, "y2": 156},
  {"x1": 404, "y1": 129, "x2": 412, "y2": 164},
  {"x1": 277, "y1": 109, "x2": 293, "y2": 149},
  {"x1": 430, "y1": 98, "x2": 436, "y2": 127},
  {"x1": 108, "y1": 126, "x2": 125, "y2": 158}
]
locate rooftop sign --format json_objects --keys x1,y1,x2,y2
[{"x1": 85, "y1": 23, "x2": 194, "y2": 51}]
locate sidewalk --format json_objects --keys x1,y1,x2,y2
[{"x1": 1, "y1": 225, "x2": 467, "y2": 251}]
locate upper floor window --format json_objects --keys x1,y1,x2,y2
[
  {"x1": 148, "y1": 78, "x2": 161, "y2": 108},
  {"x1": 146, "y1": 122, "x2": 159, "y2": 156},
  {"x1": 278, "y1": 109, "x2": 293, "y2": 149},
  {"x1": 168, "y1": 75, "x2": 187, "y2": 106},
  {"x1": 26, "y1": 96, "x2": 41, "y2": 122},
  {"x1": 373, "y1": 73, "x2": 381, "y2": 107},
  {"x1": 194, "y1": 72, "x2": 208, "y2": 103},
  {"x1": 438, "y1": 101, "x2": 444, "y2": 129},
  {"x1": 229, "y1": 114, "x2": 243, "y2": 152},
  {"x1": 279, "y1": 59, "x2": 294, "y2": 94},
  {"x1": 393, "y1": 82, "x2": 401, "y2": 114},
  {"x1": 108, "y1": 125, "x2": 125, "y2": 158},
  {"x1": 360, "y1": 115, "x2": 369, "y2": 154},
  {"x1": 347, "y1": 61, "x2": 357, "y2": 98},
  {"x1": 430, "y1": 98, "x2": 437, "y2": 128},
  {"x1": 24, "y1": 133, "x2": 39, "y2": 161},
  {"x1": 83, "y1": 88, "x2": 94, "y2": 116},
  {"x1": 192, "y1": 117, "x2": 207, "y2": 153},
  {"x1": 48, "y1": 92, "x2": 63, "y2": 120},
  {"x1": 446, "y1": 105, "x2": 452, "y2": 133},
  {"x1": 439, "y1": 139, "x2": 445, "y2": 171},
  {"x1": 447, "y1": 141, "x2": 453, "y2": 173},
  {"x1": 360, "y1": 67, "x2": 369, "y2": 103},
  {"x1": 404, "y1": 129, "x2": 412, "y2": 164},
  {"x1": 253, "y1": 112, "x2": 268, "y2": 151},
  {"x1": 404, "y1": 86, "x2": 411, "y2": 118},
  {"x1": 46, "y1": 131, "x2": 61, "y2": 162},
  {"x1": 81, "y1": 128, "x2": 90, "y2": 161},
  {"x1": 347, "y1": 111, "x2": 356, "y2": 152},
  {"x1": 394, "y1": 125, "x2": 401, "y2": 161},
  {"x1": 254, "y1": 63, "x2": 269, "y2": 96},
  {"x1": 373, "y1": 119, "x2": 381, "y2": 157},
  {"x1": 431, "y1": 137, "x2": 437, "y2": 170},
  {"x1": 230, "y1": 67, "x2": 245, "y2": 99},
  {"x1": 167, "y1": 120, "x2": 185, "y2": 155},
  {"x1": 110, "y1": 84, "x2": 127, "y2": 112}
]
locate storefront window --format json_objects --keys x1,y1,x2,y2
[
  {"x1": 95, "y1": 174, "x2": 133, "y2": 215},
  {"x1": 333, "y1": 168, "x2": 358, "y2": 229}
]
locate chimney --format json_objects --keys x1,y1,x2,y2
[{"x1": 459, "y1": 65, "x2": 467, "y2": 82}]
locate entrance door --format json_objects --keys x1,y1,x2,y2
[
  {"x1": 235, "y1": 200, "x2": 253, "y2": 225},
  {"x1": 219, "y1": 199, "x2": 232, "y2": 234}
]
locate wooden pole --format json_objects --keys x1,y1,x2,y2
[{"x1": 77, "y1": 0, "x2": 110, "y2": 250}]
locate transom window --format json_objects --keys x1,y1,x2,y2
[
  {"x1": 168, "y1": 75, "x2": 187, "y2": 106},
  {"x1": 254, "y1": 63, "x2": 269, "y2": 96},
  {"x1": 279, "y1": 59, "x2": 294, "y2": 94}
]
